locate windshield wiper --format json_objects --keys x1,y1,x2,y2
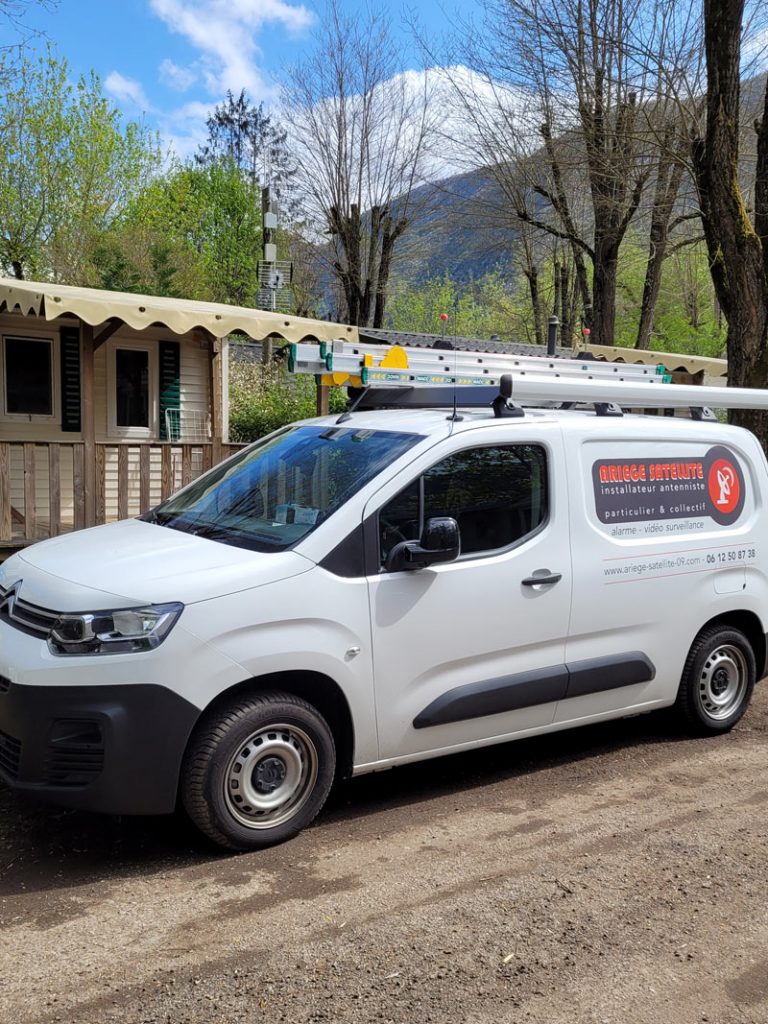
[
  {"x1": 142, "y1": 509, "x2": 175, "y2": 526},
  {"x1": 182, "y1": 522, "x2": 284, "y2": 551}
]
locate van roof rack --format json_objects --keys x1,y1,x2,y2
[{"x1": 287, "y1": 340, "x2": 768, "y2": 420}]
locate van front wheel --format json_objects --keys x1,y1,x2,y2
[
  {"x1": 675, "y1": 626, "x2": 756, "y2": 735},
  {"x1": 182, "y1": 692, "x2": 336, "y2": 850}
]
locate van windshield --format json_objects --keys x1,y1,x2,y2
[{"x1": 142, "y1": 425, "x2": 422, "y2": 553}]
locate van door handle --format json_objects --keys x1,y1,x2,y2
[{"x1": 522, "y1": 571, "x2": 562, "y2": 587}]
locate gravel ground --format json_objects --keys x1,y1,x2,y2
[{"x1": 1, "y1": 690, "x2": 767, "y2": 1024}]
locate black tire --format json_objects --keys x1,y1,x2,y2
[
  {"x1": 181, "y1": 691, "x2": 336, "y2": 851},
  {"x1": 674, "y1": 625, "x2": 756, "y2": 735}
]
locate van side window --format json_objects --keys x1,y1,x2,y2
[{"x1": 379, "y1": 444, "x2": 548, "y2": 566}]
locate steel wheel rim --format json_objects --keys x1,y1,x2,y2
[
  {"x1": 698, "y1": 644, "x2": 748, "y2": 721},
  {"x1": 224, "y1": 723, "x2": 318, "y2": 830}
]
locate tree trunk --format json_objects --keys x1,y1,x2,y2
[
  {"x1": 559, "y1": 262, "x2": 570, "y2": 346},
  {"x1": 590, "y1": 235, "x2": 620, "y2": 348},
  {"x1": 635, "y1": 238, "x2": 664, "y2": 351},
  {"x1": 372, "y1": 216, "x2": 405, "y2": 329},
  {"x1": 523, "y1": 266, "x2": 543, "y2": 346},
  {"x1": 372, "y1": 233, "x2": 392, "y2": 328},
  {"x1": 755, "y1": 73, "x2": 768, "y2": 281},
  {"x1": 539, "y1": 119, "x2": 591, "y2": 309},
  {"x1": 636, "y1": 140, "x2": 686, "y2": 350},
  {"x1": 360, "y1": 205, "x2": 382, "y2": 327},
  {"x1": 693, "y1": 0, "x2": 768, "y2": 441},
  {"x1": 580, "y1": 85, "x2": 647, "y2": 348}
]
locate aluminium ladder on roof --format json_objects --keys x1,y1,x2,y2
[
  {"x1": 288, "y1": 339, "x2": 768, "y2": 415},
  {"x1": 288, "y1": 340, "x2": 671, "y2": 388},
  {"x1": 333, "y1": 341, "x2": 669, "y2": 381}
]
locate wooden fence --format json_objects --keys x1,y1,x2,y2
[{"x1": 0, "y1": 441, "x2": 244, "y2": 546}]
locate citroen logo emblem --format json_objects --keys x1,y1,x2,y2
[{"x1": 1, "y1": 582, "x2": 19, "y2": 616}]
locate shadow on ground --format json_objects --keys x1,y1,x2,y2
[{"x1": 0, "y1": 707, "x2": 714, "y2": 898}]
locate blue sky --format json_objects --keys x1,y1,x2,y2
[{"x1": 20, "y1": 0, "x2": 461, "y2": 156}]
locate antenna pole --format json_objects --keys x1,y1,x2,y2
[
  {"x1": 449, "y1": 316, "x2": 462, "y2": 423},
  {"x1": 547, "y1": 315, "x2": 558, "y2": 356}
]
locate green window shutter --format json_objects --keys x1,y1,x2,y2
[
  {"x1": 60, "y1": 326, "x2": 81, "y2": 432},
  {"x1": 158, "y1": 340, "x2": 181, "y2": 440}
]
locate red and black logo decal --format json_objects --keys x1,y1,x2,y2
[
  {"x1": 593, "y1": 445, "x2": 745, "y2": 526},
  {"x1": 706, "y1": 450, "x2": 742, "y2": 521}
]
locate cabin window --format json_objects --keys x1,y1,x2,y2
[
  {"x1": 116, "y1": 348, "x2": 149, "y2": 427},
  {"x1": 2, "y1": 336, "x2": 55, "y2": 418},
  {"x1": 107, "y1": 341, "x2": 157, "y2": 438}
]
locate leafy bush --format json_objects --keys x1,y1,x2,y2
[{"x1": 229, "y1": 359, "x2": 346, "y2": 442}]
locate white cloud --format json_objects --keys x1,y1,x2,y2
[
  {"x1": 149, "y1": 0, "x2": 314, "y2": 100},
  {"x1": 159, "y1": 58, "x2": 197, "y2": 92},
  {"x1": 158, "y1": 99, "x2": 214, "y2": 159},
  {"x1": 105, "y1": 71, "x2": 154, "y2": 112}
]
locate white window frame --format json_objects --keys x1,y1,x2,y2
[
  {"x1": 1, "y1": 333, "x2": 59, "y2": 423},
  {"x1": 107, "y1": 339, "x2": 158, "y2": 440}
]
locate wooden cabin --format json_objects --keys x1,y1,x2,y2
[{"x1": 0, "y1": 278, "x2": 357, "y2": 552}]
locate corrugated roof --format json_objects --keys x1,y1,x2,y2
[
  {"x1": 360, "y1": 327, "x2": 572, "y2": 358},
  {"x1": 0, "y1": 278, "x2": 359, "y2": 344}
]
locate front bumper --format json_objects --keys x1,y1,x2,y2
[{"x1": 0, "y1": 677, "x2": 199, "y2": 815}]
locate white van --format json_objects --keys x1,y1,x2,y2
[{"x1": 0, "y1": 395, "x2": 764, "y2": 849}]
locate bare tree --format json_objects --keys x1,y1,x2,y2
[
  {"x1": 281, "y1": 1, "x2": 435, "y2": 327},
  {"x1": 437, "y1": 0, "x2": 706, "y2": 347},
  {"x1": 285, "y1": 229, "x2": 324, "y2": 318},
  {"x1": 692, "y1": 0, "x2": 768, "y2": 441},
  {"x1": 634, "y1": 118, "x2": 690, "y2": 349},
  {"x1": 425, "y1": 60, "x2": 586, "y2": 345},
  {"x1": 618, "y1": 0, "x2": 705, "y2": 349}
]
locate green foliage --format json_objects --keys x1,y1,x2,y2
[
  {"x1": 94, "y1": 159, "x2": 263, "y2": 304},
  {"x1": 387, "y1": 248, "x2": 725, "y2": 359},
  {"x1": 613, "y1": 234, "x2": 726, "y2": 356},
  {"x1": 229, "y1": 355, "x2": 346, "y2": 442},
  {"x1": 386, "y1": 270, "x2": 531, "y2": 340},
  {"x1": 94, "y1": 89, "x2": 299, "y2": 305},
  {"x1": 0, "y1": 47, "x2": 161, "y2": 283}
]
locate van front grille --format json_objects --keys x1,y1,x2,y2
[{"x1": 0, "y1": 584, "x2": 59, "y2": 640}]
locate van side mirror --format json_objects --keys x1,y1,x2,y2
[{"x1": 385, "y1": 517, "x2": 460, "y2": 572}]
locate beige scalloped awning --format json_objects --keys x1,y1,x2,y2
[
  {"x1": 0, "y1": 277, "x2": 359, "y2": 343},
  {"x1": 580, "y1": 342, "x2": 727, "y2": 379}
]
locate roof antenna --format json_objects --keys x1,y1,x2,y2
[
  {"x1": 442, "y1": 312, "x2": 462, "y2": 425},
  {"x1": 336, "y1": 385, "x2": 370, "y2": 424}
]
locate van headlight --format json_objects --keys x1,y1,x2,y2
[{"x1": 48, "y1": 603, "x2": 183, "y2": 656}]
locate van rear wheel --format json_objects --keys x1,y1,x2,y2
[
  {"x1": 182, "y1": 692, "x2": 336, "y2": 851},
  {"x1": 675, "y1": 625, "x2": 756, "y2": 735}
]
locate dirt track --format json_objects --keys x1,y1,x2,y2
[{"x1": 1, "y1": 689, "x2": 767, "y2": 1024}]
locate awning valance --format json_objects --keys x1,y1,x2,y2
[
  {"x1": 0, "y1": 278, "x2": 358, "y2": 344},
  {"x1": 581, "y1": 342, "x2": 727, "y2": 378}
]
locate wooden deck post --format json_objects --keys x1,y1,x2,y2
[
  {"x1": 0, "y1": 443, "x2": 11, "y2": 542},
  {"x1": 208, "y1": 332, "x2": 224, "y2": 464},
  {"x1": 81, "y1": 322, "x2": 97, "y2": 527},
  {"x1": 316, "y1": 381, "x2": 330, "y2": 416}
]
